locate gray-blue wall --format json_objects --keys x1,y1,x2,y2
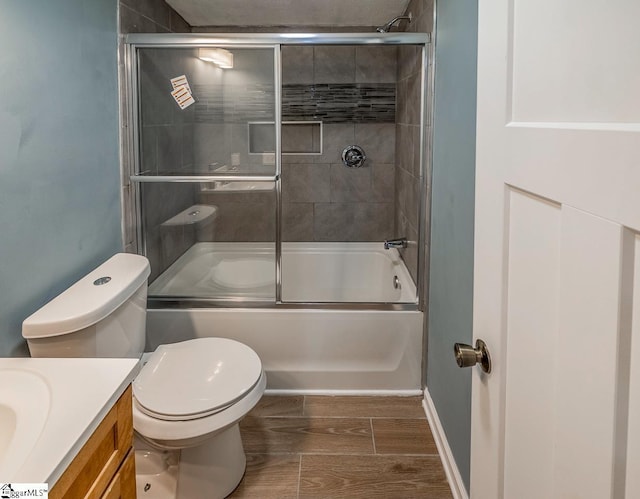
[
  {"x1": 427, "y1": 0, "x2": 478, "y2": 491},
  {"x1": 0, "y1": 0, "x2": 122, "y2": 356}
]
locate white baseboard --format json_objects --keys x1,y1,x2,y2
[
  {"x1": 265, "y1": 388, "x2": 423, "y2": 396},
  {"x1": 422, "y1": 389, "x2": 469, "y2": 499}
]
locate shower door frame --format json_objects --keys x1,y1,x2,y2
[{"x1": 124, "y1": 32, "x2": 431, "y2": 311}]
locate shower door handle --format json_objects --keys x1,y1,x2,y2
[{"x1": 453, "y1": 339, "x2": 491, "y2": 373}]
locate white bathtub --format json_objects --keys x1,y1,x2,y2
[
  {"x1": 149, "y1": 242, "x2": 417, "y2": 303},
  {"x1": 146, "y1": 242, "x2": 423, "y2": 393},
  {"x1": 146, "y1": 308, "x2": 423, "y2": 393}
]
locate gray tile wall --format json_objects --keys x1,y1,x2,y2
[
  {"x1": 120, "y1": 0, "x2": 190, "y2": 34},
  {"x1": 141, "y1": 183, "x2": 198, "y2": 282},
  {"x1": 139, "y1": 49, "x2": 198, "y2": 175},
  {"x1": 118, "y1": 0, "x2": 193, "y2": 281},
  {"x1": 405, "y1": 0, "x2": 435, "y2": 34},
  {"x1": 282, "y1": 45, "x2": 398, "y2": 84},
  {"x1": 281, "y1": 46, "x2": 397, "y2": 242},
  {"x1": 395, "y1": 0, "x2": 434, "y2": 284},
  {"x1": 186, "y1": 49, "x2": 279, "y2": 249},
  {"x1": 137, "y1": 49, "x2": 201, "y2": 281},
  {"x1": 198, "y1": 190, "x2": 276, "y2": 242},
  {"x1": 191, "y1": 48, "x2": 277, "y2": 171}
]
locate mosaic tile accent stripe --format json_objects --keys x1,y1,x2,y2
[
  {"x1": 283, "y1": 84, "x2": 396, "y2": 123},
  {"x1": 192, "y1": 83, "x2": 395, "y2": 124},
  {"x1": 193, "y1": 83, "x2": 276, "y2": 123}
]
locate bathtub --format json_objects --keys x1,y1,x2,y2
[
  {"x1": 149, "y1": 242, "x2": 417, "y2": 303},
  {"x1": 146, "y1": 308, "x2": 423, "y2": 393},
  {"x1": 146, "y1": 242, "x2": 423, "y2": 393}
]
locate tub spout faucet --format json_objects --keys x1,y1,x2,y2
[{"x1": 384, "y1": 238, "x2": 408, "y2": 250}]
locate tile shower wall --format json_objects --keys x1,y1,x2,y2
[
  {"x1": 123, "y1": 30, "x2": 425, "y2": 276},
  {"x1": 192, "y1": 49, "x2": 277, "y2": 244},
  {"x1": 119, "y1": 0, "x2": 190, "y2": 33},
  {"x1": 191, "y1": 49, "x2": 276, "y2": 170},
  {"x1": 137, "y1": 50, "x2": 200, "y2": 281},
  {"x1": 118, "y1": 1, "x2": 195, "y2": 280},
  {"x1": 395, "y1": 3, "x2": 433, "y2": 284},
  {"x1": 139, "y1": 49, "x2": 201, "y2": 280},
  {"x1": 281, "y1": 46, "x2": 397, "y2": 242}
]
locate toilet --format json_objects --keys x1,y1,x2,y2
[{"x1": 21, "y1": 253, "x2": 265, "y2": 498}]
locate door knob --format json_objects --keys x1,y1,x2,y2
[{"x1": 454, "y1": 339, "x2": 491, "y2": 373}]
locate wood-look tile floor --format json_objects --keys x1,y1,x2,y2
[{"x1": 228, "y1": 396, "x2": 453, "y2": 498}]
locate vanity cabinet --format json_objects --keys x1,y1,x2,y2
[
  {"x1": 101, "y1": 450, "x2": 136, "y2": 499},
  {"x1": 50, "y1": 386, "x2": 135, "y2": 499}
]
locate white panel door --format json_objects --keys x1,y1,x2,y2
[{"x1": 472, "y1": 0, "x2": 640, "y2": 497}]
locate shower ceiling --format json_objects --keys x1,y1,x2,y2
[{"x1": 165, "y1": 0, "x2": 411, "y2": 27}]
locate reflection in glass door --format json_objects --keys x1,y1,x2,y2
[{"x1": 133, "y1": 46, "x2": 278, "y2": 302}]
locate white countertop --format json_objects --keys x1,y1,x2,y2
[{"x1": 0, "y1": 357, "x2": 139, "y2": 485}]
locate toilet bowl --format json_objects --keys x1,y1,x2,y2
[
  {"x1": 22, "y1": 253, "x2": 265, "y2": 498},
  {"x1": 133, "y1": 338, "x2": 266, "y2": 497}
]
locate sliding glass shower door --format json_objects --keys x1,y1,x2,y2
[
  {"x1": 132, "y1": 45, "x2": 279, "y2": 303},
  {"x1": 278, "y1": 44, "x2": 424, "y2": 304},
  {"x1": 126, "y1": 34, "x2": 428, "y2": 307}
]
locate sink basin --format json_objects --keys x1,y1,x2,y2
[
  {"x1": 0, "y1": 369, "x2": 51, "y2": 478},
  {"x1": 0, "y1": 358, "x2": 138, "y2": 485}
]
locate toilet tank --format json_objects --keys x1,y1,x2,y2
[
  {"x1": 160, "y1": 204, "x2": 219, "y2": 243},
  {"x1": 22, "y1": 253, "x2": 151, "y2": 358}
]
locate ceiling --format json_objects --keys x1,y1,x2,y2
[{"x1": 165, "y1": 0, "x2": 411, "y2": 27}]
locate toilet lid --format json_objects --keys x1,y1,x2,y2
[{"x1": 133, "y1": 338, "x2": 262, "y2": 421}]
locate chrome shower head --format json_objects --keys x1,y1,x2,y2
[{"x1": 376, "y1": 13, "x2": 412, "y2": 33}]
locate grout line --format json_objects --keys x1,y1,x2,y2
[
  {"x1": 296, "y1": 453, "x2": 302, "y2": 499},
  {"x1": 123, "y1": 4, "x2": 171, "y2": 32},
  {"x1": 369, "y1": 415, "x2": 427, "y2": 419},
  {"x1": 370, "y1": 418, "x2": 377, "y2": 454},
  {"x1": 250, "y1": 414, "x2": 427, "y2": 419},
  {"x1": 244, "y1": 451, "x2": 442, "y2": 457},
  {"x1": 241, "y1": 396, "x2": 446, "y2": 497}
]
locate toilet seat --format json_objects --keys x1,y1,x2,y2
[
  {"x1": 133, "y1": 369, "x2": 266, "y2": 449},
  {"x1": 133, "y1": 338, "x2": 262, "y2": 421}
]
